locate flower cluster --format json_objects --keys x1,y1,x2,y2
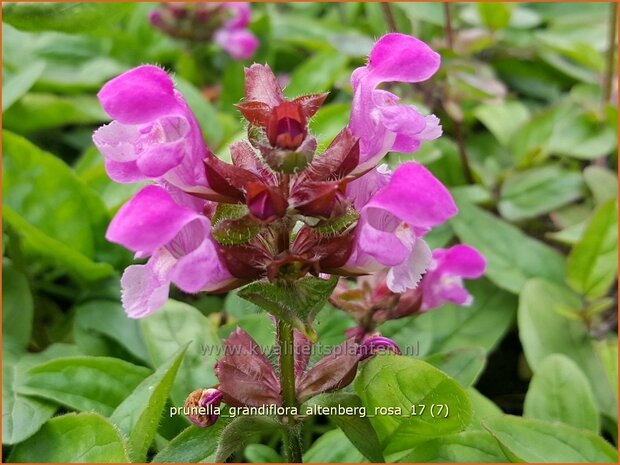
[
  {"x1": 93, "y1": 33, "x2": 457, "y2": 320},
  {"x1": 331, "y1": 244, "x2": 487, "y2": 340},
  {"x1": 149, "y1": 2, "x2": 259, "y2": 60}
]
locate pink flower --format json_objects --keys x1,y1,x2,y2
[
  {"x1": 214, "y1": 28, "x2": 259, "y2": 60},
  {"x1": 343, "y1": 162, "x2": 457, "y2": 293},
  {"x1": 149, "y1": 3, "x2": 259, "y2": 61},
  {"x1": 106, "y1": 185, "x2": 236, "y2": 318},
  {"x1": 420, "y1": 244, "x2": 486, "y2": 311},
  {"x1": 214, "y1": 3, "x2": 259, "y2": 60},
  {"x1": 349, "y1": 33, "x2": 442, "y2": 172},
  {"x1": 92, "y1": 65, "x2": 207, "y2": 191}
]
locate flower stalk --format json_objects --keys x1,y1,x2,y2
[{"x1": 277, "y1": 319, "x2": 303, "y2": 462}]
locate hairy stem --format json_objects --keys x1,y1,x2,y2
[
  {"x1": 443, "y1": 3, "x2": 454, "y2": 49},
  {"x1": 381, "y1": 2, "x2": 398, "y2": 33},
  {"x1": 278, "y1": 320, "x2": 303, "y2": 462}
]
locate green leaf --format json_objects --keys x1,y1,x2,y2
[
  {"x1": 355, "y1": 355, "x2": 473, "y2": 454},
  {"x1": 238, "y1": 276, "x2": 338, "y2": 341},
  {"x1": 381, "y1": 278, "x2": 516, "y2": 356},
  {"x1": 74, "y1": 300, "x2": 150, "y2": 363},
  {"x1": 567, "y1": 200, "x2": 618, "y2": 298},
  {"x1": 2, "y1": 131, "x2": 113, "y2": 281},
  {"x1": 310, "y1": 102, "x2": 352, "y2": 147},
  {"x1": 3, "y1": 208, "x2": 113, "y2": 281},
  {"x1": 2, "y1": 2, "x2": 134, "y2": 33},
  {"x1": 216, "y1": 415, "x2": 284, "y2": 462},
  {"x1": 111, "y1": 346, "x2": 187, "y2": 462},
  {"x1": 303, "y1": 428, "x2": 366, "y2": 463},
  {"x1": 245, "y1": 444, "x2": 284, "y2": 463},
  {"x1": 284, "y1": 49, "x2": 348, "y2": 97},
  {"x1": 483, "y1": 415, "x2": 618, "y2": 463},
  {"x1": 152, "y1": 423, "x2": 228, "y2": 463},
  {"x1": 518, "y1": 279, "x2": 617, "y2": 419},
  {"x1": 2, "y1": 342, "x2": 57, "y2": 445},
  {"x1": 499, "y1": 166, "x2": 584, "y2": 221},
  {"x1": 474, "y1": 101, "x2": 530, "y2": 146},
  {"x1": 450, "y1": 198, "x2": 566, "y2": 293},
  {"x1": 175, "y1": 78, "x2": 224, "y2": 150},
  {"x1": 8, "y1": 412, "x2": 130, "y2": 462},
  {"x1": 467, "y1": 388, "x2": 503, "y2": 430},
  {"x1": 424, "y1": 347, "x2": 487, "y2": 387},
  {"x1": 594, "y1": 338, "x2": 618, "y2": 408},
  {"x1": 584, "y1": 166, "x2": 618, "y2": 204},
  {"x1": 2, "y1": 61, "x2": 45, "y2": 112},
  {"x1": 302, "y1": 393, "x2": 383, "y2": 462},
  {"x1": 3, "y1": 93, "x2": 107, "y2": 133},
  {"x1": 477, "y1": 3, "x2": 513, "y2": 30},
  {"x1": 2, "y1": 261, "x2": 33, "y2": 350},
  {"x1": 523, "y1": 354, "x2": 599, "y2": 431},
  {"x1": 19, "y1": 356, "x2": 151, "y2": 416},
  {"x1": 510, "y1": 106, "x2": 560, "y2": 164},
  {"x1": 399, "y1": 430, "x2": 510, "y2": 462},
  {"x1": 549, "y1": 108, "x2": 618, "y2": 160},
  {"x1": 140, "y1": 300, "x2": 221, "y2": 407}
]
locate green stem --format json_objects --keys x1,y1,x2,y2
[
  {"x1": 278, "y1": 320, "x2": 303, "y2": 462},
  {"x1": 602, "y1": 1, "x2": 618, "y2": 110}
]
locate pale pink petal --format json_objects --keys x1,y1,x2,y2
[
  {"x1": 121, "y1": 248, "x2": 176, "y2": 318},
  {"x1": 386, "y1": 237, "x2": 432, "y2": 293},
  {"x1": 169, "y1": 218, "x2": 235, "y2": 293}
]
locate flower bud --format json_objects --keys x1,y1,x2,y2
[
  {"x1": 184, "y1": 387, "x2": 223, "y2": 428},
  {"x1": 358, "y1": 336, "x2": 401, "y2": 360}
]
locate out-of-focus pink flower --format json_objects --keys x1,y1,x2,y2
[
  {"x1": 420, "y1": 244, "x2": 486, "y2": 311},
  {"x1": 214, "y1": 28, "x2": 259, "y2": 60},
  {"x1": 149, "y1": 2, "x2": 259, "y2": 61},
  {"x1": 106, "y1": 185, "x2": 236, "y2": 318},
  {"x1": 343, "y1": 162, "x2": 457, "y2": 293},
  {"x1": 349, "y1": 33, "x2": 442, "y2": 172},
  {"x1": 92, "y1": 65, "x2": 207, "y2": 190}
]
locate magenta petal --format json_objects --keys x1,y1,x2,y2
[
  {"x1": 98, "y1": 65, "x2": 180, "y2": 124},
  {"x1": 365, "y1": 162, "x2": 457, "y2": 229},
  {"x1": 120, "y1": 249, "x2": 176, "y2": 318},
  {"x1": 433, "y1": 245, "x2": 487, "y2": 279},
  {"x1": 366, "y1": 33, "x2": 441, "y2": 85},
  {"x1": 106, "y1": 185, "x2": 199, "y2": 254},
  {"x1": 104, "y1": 158, "x2": 144, "y2": 183}
]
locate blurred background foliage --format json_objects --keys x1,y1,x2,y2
[{"x1": 2, "y1": 2, "x2": 618, "y2": 463}]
